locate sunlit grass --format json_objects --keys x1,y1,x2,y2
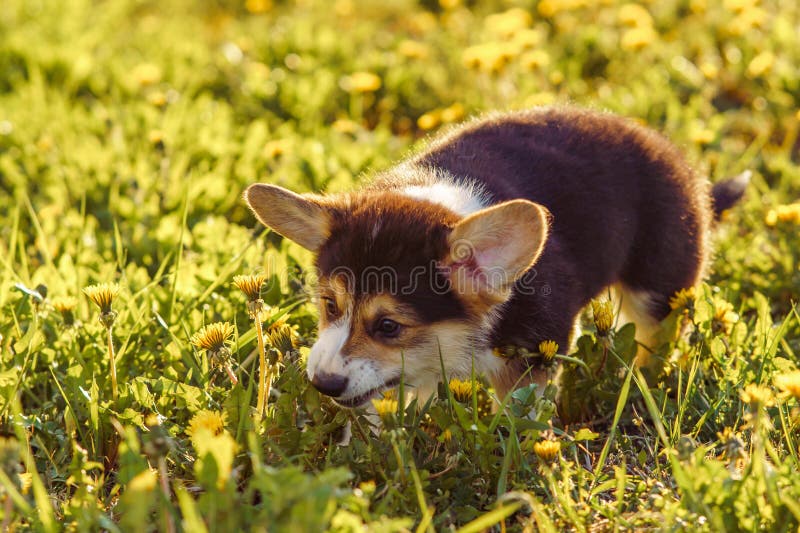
[{"x1": 1, "y1": 0, "x2": 799, "y2": 530}]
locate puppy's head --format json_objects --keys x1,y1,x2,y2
[{"x1": 245, "y1": 183, "x2": 548, "y2": 407}]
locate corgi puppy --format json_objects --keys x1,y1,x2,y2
[{"x1": 244, "y1": 106, "x2": 747, "y2": 408}]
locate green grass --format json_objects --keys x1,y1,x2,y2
[{"x1": 1, "y1": 0, "x2": 800, "y2": 530}]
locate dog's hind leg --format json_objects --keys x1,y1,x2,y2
[{"x1": 615, "y1": 285, "x2": 666, "y2": 366}]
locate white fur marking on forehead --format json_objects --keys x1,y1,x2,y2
[{"x1": 402, "y1": 179, "x2": 489, "y2": 217}]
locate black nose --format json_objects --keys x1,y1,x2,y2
[{"x1": 311, "y1": 372, "x2": 348, "y2": 397}]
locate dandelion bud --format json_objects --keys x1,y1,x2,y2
[
  {"x1": 591, "y1": 300, "x2": 614, "y2": 336},
  {"x1": 538, "y1": 340, "x2": 559, "y2": 362},
  {"x1": 740, "y1": 383, "x2": 774, "y2": 410},
  {"x1": 448, "y1": 378, "x2": 480, "y2": 402},
  {"x1": 532, "y1": 440, "x2": 560, "y2": 462},
  {"x1": 52, "y1": 296, "x2": 78, "y2": 327},
  {"x1": 371, "y1": 396, "x2": 398, "y2": 421},
  {"x1": 83, "y1": 283, "x2": 119, "y2": 315},
  {"x1": 191, "y1": 322, "x2": 238, "y2": 385}
]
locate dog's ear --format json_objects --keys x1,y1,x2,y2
[
  {"x1": 244, "y1": 184, "x2": 331, "y2": 252},
  {"x1": 444, "y1": 200, "x2": 549, "y2": 306}
]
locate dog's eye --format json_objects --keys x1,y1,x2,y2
[
  {"x1": 375, "y1": 318, "x2": 401, "y2": 338},
  {"x1": 323, "y1": 298, "x2": 338, "y2": 318}
]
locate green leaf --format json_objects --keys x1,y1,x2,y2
[
  {"x1": 456, "y1": 502, "x2": 521, "y2": 533},
  {"x1": 573, "y1": 428, "x2": 600, "y2": 441}
]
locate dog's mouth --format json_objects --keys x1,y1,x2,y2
[{"x1": 333, "y1": 376, "x2": 402, "y2": 408}]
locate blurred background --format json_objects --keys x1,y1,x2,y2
[
  {"x1": 2, "y1": 2, "x2": 800, "y2": 530},
  {"x1": 2, "y1": 0, "x2": 798, "y2": 305}
]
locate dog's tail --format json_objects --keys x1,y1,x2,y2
[{"x1": 711, "y1": 170, "x2": 750, "y2": 220}]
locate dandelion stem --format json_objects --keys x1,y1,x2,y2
[
  {"x1": 553, "y1": 354, "x2": 591, "y2": 372},
  {"x1": 106, "y1": 325, "x2": 118, "y2": 401},
  {"x1": 158, "y1": 456, "x2": 175, "y2": 533},
  {"x1": 255, "y1": 317, "x2": 268, "y2": 417},
  {"x1": 595, "y1": 345, "x2": 609, "y2": 378},
  {"x1": 223, "y1": 363, "x2": 239, "y2": 386},
  {"x1": 2, "y1": 495, "x2": 12, "y2": 532}
]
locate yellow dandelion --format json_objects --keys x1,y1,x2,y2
[
  {"x1": 334, "y1": 0, "x2": 354, "y2": 16},
  {"x1": 371, "y1": 397, "x2": 398, "y2": 418},
  {"x1": 618, "y1": 3, "x2": 653, "y2": 27},
  {"x1": 461, "y1": 47, "x2": 483, "y2": 69},
  {"x1": 233, "y1": 273, "x2": 266, "y2": 302},
  {"x1": 532, "y1": 440, "x2": 560, "y2": 461},
  {"x1": 397, "y1": 40, "x2": 430, "y2": 60},
  {"x1": 238, "y1": 277, "x2": 274, "y2": 417},
  {"x1": 621, "y1": 26, "x2": 657, "y2": 51},
  {"x1": 382, "y1": 389, "x2": 397, "y2": 400},
  {"x1": 712, "y1": 298, "x2": 738, "y2": 334},
  {"x1": 147, "y1": 90, "x2": 167, "y2": 107},
  {"x1": 461, "y1": 43, "x2": 514, "y2": 74},
  {"x1": 359, "y1": 480, "x2": 376, "y2": 494},
  {"x1": 765, "y1": 203, "x2": 800, "y2": 226},
  {"x1": 690, "y1": 127, "x2": 715, "y2": 145},
  {"x1": 344, "y1": 72, "x2": 382, "y2": 93},
  {"x1": 440, "y1": 103, "x2": 465, "y2": 123},
  {"x1": 484, "y1": 8, "x2": 532, "y2": 38},
  {"x1": 84, "y1": 282, "x2": 120, "y2": 399},
  {"x1": 525, "y1": 92, "x2": 557, "y2": 107},
  {"x1": 538, "y1": 340, "x2": 559, "y2": 361},
  {"x1": 187, "y1": 410, "x2": 228, "y2": 439},
  {"x1": 52, "y1": 296, "x2": 78, "y2": 325},
  {"x1": 448, "y1": 377, "x2": 481, "y2": 402},
  {"x1": 669, "y1": 287, "x2": 696, "y2": 311},
  {"x1": 127, "y1": 469, "x2": 157, "y2": 492},
  {"x1": 512, "y1": 29, "x2": 543, "y2": 50},
  {"x1": 410, "y1": 12, "x2": 437, "y2": 33},
  {"x1": 723, "y1": 0, "x2": 759, "y2": 13},
  {"x1": 245, "y1": 0, "x2": 272, "y2": 13},
  {"x1": 417, "y1": 111, "x2": 441, "y2": 131},
  {"x1": 775, "y1": 371, "x2": 800, "y2": 401},
  {"x1": 537, "y1": 0, "x2": 572, "y2": 17},
  {"x1": 765, "y1": 209, "x2": 778, "y2": 227},
  {"x1": 191, "y1": 430, "x2": 237, "y2": 490},
  {"x1": 689, "y1": 0, "x2": 707, "y2": 13},
  {"x1": 441, "y1": 428, "x2": 453, "y2": 442},
  {"x1": 17, "y1": 472, "x2": 32, "y2": 495},
  {"x1": 548, "y1": 70, "x2": 564, "y2": 85},
  {"x1": 332, "y1": 118, "x2": 360, "y2": 134},
  {"x1": 131, "y1": 62, "x2": 162, "y2": 87},
  {"x1": 740, "y1": 383, "x2": 774, "y2": 409},
  {"x1": 726, "y1": 8, "x2": 767, "y2": 36},
  {"x1": 191, "y1": 322, "x2": 234, "y2": 352},
  {"x1": 520, "y1": 50, "x2": 551, "y2": 71},
  {"x1": 699, "y1": 61, "x2": 719, "y2": 80},
  {"x1": 264, "y1": 139, "x2": 291, "y2": 158},
  {"x1": 717, "y1": 427, "x2": 746, "y2": 460},
  {"x1": 746, "y1": 51, "x2": 775, "y2": 79},
  {"x1": 36, "y1": 135, "x2": 53, "y2": 152},
  {"x1": 148, "y1": 129, "x2": 165, "y2": 146},
  {"x1": 778, "y1": 204, "x2": 800, "y2": 224},
  {"x1": 591, "y1": 300, "x2": 614, "y2": 336},
  {"x1": 83, "y1": 283, "x2": 119, "y2": 314},
  {"x1": 266, "y1": 320, "x2": 299, "y2": 355}
]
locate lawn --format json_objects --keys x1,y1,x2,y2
[{"x1": 1, "y1": 0, "x2": 800, "y2": 530}]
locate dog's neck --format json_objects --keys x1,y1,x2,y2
[
  {"x1": 377, "y1": 164, "x2": 490, "y2": 217},
  {"x1": 402, "y1": 180, "x2": 489, "y2": 217}
]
